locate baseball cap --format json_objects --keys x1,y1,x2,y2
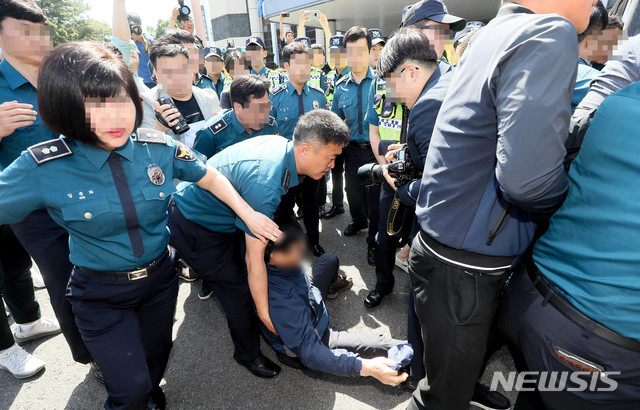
[
  {"x1": 204, "y1": 47, "x2": 223, "y2": 60},
  {"x1": 453, "y1": 21, "x2": 484, "y2": 48},
  {"x1": 401, "y1": 0, "x2": 466, "y2": 32},
  {"x1": 294, "y1": 37, "x2": 311, "y2": 47},
  {"x1": 329, "y1": 35, "x2": 345, "y2": 50},
  {"x1": 369, "y1": 29, "x2": 386, "y2": 47},
  {"x1": 245, "y1": 36, "x2": 266, "y2": 49}
]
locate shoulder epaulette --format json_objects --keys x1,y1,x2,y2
[
  {"x1": 209, "y1": 118, "x2": 228, "y2": 134},
  {"x1": 308, "y1": 84, "x2": 325, "y2": 95},
  {"x1": 27, "y1": 138, "x2": 72, "y2": 165},
  {"x1": 135, "y1": 128, "x2": 168, "y2": 144},
  {"x1": 335, "y1": 75, "x2": 349, "y2": 86},
  {"x1": 268, "y1": 116, "x2": 276, "y2": 127},
  {"x1": 373, "y1": 92, "x2": 384, "y2": 110},
  {"x1": 270, "y1": 83, "x2": 287, "y2": 95}
]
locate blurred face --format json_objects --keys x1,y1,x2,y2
[
  {"x1": 328, "y1": 50, "x2": 347, "y2": 70},
  {"x1": 246, "y1": 44, "x2": 266, "y2": 67},
  {"x1": 0, "y1": 18, "x2": 51, "y2": 65},
  {"x1": 312, "y1": 48, "x2": 325, "y2": 67},
  {"x1": 285, "y1": 32, "x2": 295, "y2": 43},
  {"x1": 179, "y1": 19, "x2": 194, "y2": 34},
  {"x1": 284, "y1": 52, "x2": 311, "y2": 85},
  {"x1": 85, "y1": 92, "x2": 137, "y2": 151},
  {"x1": 205, "y1": 56, "x2": 223, "y2": 76},
  {"x1": 129, "y1": 49, "x2": 140, "y2": 72},
  {"x1": 182, "y1": 41, "x2": 201, "y2": 76},
  {"x1": 299, "y1": 141, "x2": 343, "y2": 180},
  {"x1": 154, "y1": 54, "x2": 192, "y2": 96},
  {"x1": 369, "y1": 43, "x2": 384, "y2": 67},
  {"x1": 346, "y1": 37, "x2": 370, "y2": 73},
  {"x1": 385, "y1": 63, "x2": 420, "y2": 107},
  {"x1": 418, "y1": 21, "x2": 449, "y2": 59},
  {"x1": 234, "y1": 93, "x2": 271, "y2": 131},
  {"x1": 269, "y1": 240, "x2": 306, "y2": 269},
  {"x1": 228, "y1": 58, "x2": 250, "y2": 78},
  {"x1": 591, "y1": 27, "x2": 623, "y2": 64}
]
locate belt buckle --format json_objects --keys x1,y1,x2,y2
[{"x1": 127, "y1": 268, "x2": 148, "y2": 281}]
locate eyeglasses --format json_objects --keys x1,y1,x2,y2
[{"x1": 418, "y1": 25, "x2": 452, "y2": 37}]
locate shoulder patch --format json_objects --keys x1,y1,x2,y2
[
  {"x1": 209, "y1": 118, "x2": 228, "y2": 135},
  {"x1": 268, "y1": 116, "x2": 276, "y2": 127},
  {"x1": 175, "y1": 141, "x2": 197, "y2": 162},
  {"x1": 135, "y1": 128, "x2": 168, "y2": 145},
  {"x1": 270, "y1": 83, "x2": 287, "y2": 96},
  {"x1": 28, "y1": 138, "x2": 72, "y2": 166}
]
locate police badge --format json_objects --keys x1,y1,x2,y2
[
  {"x1": 147, "y1": 164, "x2": 165, "y2": 186},
  {"x1": 313, "y1": 100, "x2": 319, "y2": 109}
]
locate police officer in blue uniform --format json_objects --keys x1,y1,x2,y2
[
  {"x1": 0, "y1": 42, "x2": 279, "y2": 410},
  {"x1": 0, "y1": 0, "x2": 94, "y2": 369},
  {"x1": 200, "y1": 47, "x2": 226, "y2": 98},
  {"x1": 331, "y1": 27, "x2": 380, "y2": 258},
  {"x1": 269, "y1": 41, "x2": 329, "y2": 256},
  {"x1": 194, "y1": 75, "x2": 278, "y2": 158},
  {"x1": 246, "y1": 36, "x2": 282, "y2": 91},
  {"x1": 169, "y1": 110, "x2": 349, "y2": 378}
]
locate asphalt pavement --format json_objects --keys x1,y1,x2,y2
[{"x1": 0, "y1": 199, "x2": 517, "y2": 410}]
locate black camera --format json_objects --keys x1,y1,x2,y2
[
  {"x1": 357, "y1": 145, "x2": 416, "y2": 187},
  {"x1": 155, "y1": 97, "x2": 190, "y2": 135},
  {"x1": 129, "y1": 22, "x2": 142, "y2": 36},
  {"x1": 178, "y1": 0, "x2": 191, "y2": 17}
]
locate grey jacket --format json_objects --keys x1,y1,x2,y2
[
  {"x1": 140, "y1": 86, "x2": 221, "y2": 143},
  {"x1": 415, "y1": 3, "x2": 577, "y2": 260}
]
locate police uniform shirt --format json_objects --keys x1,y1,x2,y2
[
  {"x1": 193, "y1": 108, "x2": 278, "y2": 158},
  {"x1": 330, "y1": 67, "x2": 375, "y2": 144},
  {"x1": 195, "y1": 73, "x2": 217, "y2": 94},
  {"x1": 0, "y1": 133, "x2": 207, "y2": 271},
  {"x1": 173, "y1": 135, "x2": 299, "y2": 236},
  {"x1": 252, "y1": 66, "x2": 282, "y2": 91},
  {"x1": 572, "y1": 59, "x2": 600, "y2": 113},
  {"x1": 0, "y1": 59, "x2": 58, "y2": 170},
  {"x1": 269, "y1": 81, "x2": 328, "y2": 140}
]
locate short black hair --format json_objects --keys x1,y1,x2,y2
[
  {"x1": 264, "y1": 220, "x2": 306, "y2": 264},
  {"x1": 311, "y1": 43, "x2": 325, "y2": 55},
  {"x1": 0, "y1": 0, "x2": 48, "y2": 29},
  {"x1": 163, "y1": 29, "x2": 196, "y2": 45},
  {"x1": 230, "y1": 74, "x2": 270, "y2": 108},
  {"x1": 376, "y1": 27, "x2": 438, "y2": 79},
  {"x1": 126, "y1": 12, "x2": 141, "y2": 26},
  {"x1": 282, "y1": 41, "x2": 310, "y2": 65},
  {"x1": 607, "y1": 14, "x2": 624, "y2": 30},
  {"x1": 285, "y1": 31, "x2": 294, "y2": 37},
  {"x1": 579, "y1": 1, "x2": 608, "y2": 43},
  {"x1": 37, "y1": 42, "x2": 142, "y2": 147},
  {"x1": 224, "y1": 50, "x2": 247, "y2": 71},
  {"x1": 149, "y1": 36, "x2": 189, "y2": 68},
  {"x1": 343, "y1": 26, "x2": 372, "y2": 49},
  {"x1": 293, "y1": 110, "x2": 350, "y2": 148}
]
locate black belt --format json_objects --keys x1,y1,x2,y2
[
  {"x1": 349, "y1": 141, "x2": 371, "y2": 149},
  {"x1": 527, "y1": 260, "x2": 640, "y2": 353},
  {"x1": 78, "y1": 249, "x2": 169, "y2": 281}
]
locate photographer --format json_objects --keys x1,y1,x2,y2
[
  {"x1": 141, "y1": 33, "x2": 221, "y2": 147},
  {"x1": 127, "y1": 12, "x2": 154, "y2": 88},
  {"x1": 168, "y1": 3, "x2": 204, "y2": 49},
  {"x1": 111, "y1": 0, "x2": 148, "y2": 93}
]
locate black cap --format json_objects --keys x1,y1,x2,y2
[
  {"x1": 329, "y1": 35, "x2": 345, "y2": 50},
  {"x1": 294, "y1": 37, "x2": 311, "y2": 47},
  {"x1": 453, "y1": 21, "x2": 484, "y2": 48},
  {"x1": 369, "y1": 29, "x2": 385, "y2": 46},
  {"x1": 204, "y1": 47, "x2": 223, "y2": 59},
  {"x1": 401, "y1": 0, "x2": 466, "y2": 32},
  {"x1": 246, "y1": 36, "x2": 266, "y2": 49}
]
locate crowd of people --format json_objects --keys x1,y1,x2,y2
[{"x1": 0, "y1": 0, "x2": 638, "y2": 409}]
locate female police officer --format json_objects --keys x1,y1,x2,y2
[{"x1": 0, "y1": 42, "x2": 280, "y2": 409}]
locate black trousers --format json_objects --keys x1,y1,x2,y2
[
  {"x1": 11, "y1": 208, "x2": 92, "y2": 363},
  {"x1": 343, "y1": 143, "x2": 379, "y2": 245},
  {"x1": 498, "y1": 264, "x2": 640, "y2": 410},
  {"x1": 330, "y1": 153, "x2": 344, "y2": 207},
  {"x1": 168, "y1": 202, "x2": 260, "y2": 362},
  {"x1": 0, "y1": 225, "x2": 39, "y2": 351},
  {"x1": 408, "y1": 231, "x2": 508, "y2": 410},
  {"x1": 67, "y1": 249, "x2": 178, "y2": 410},
  {"x1": 276, "y1": 177, "x2": 321, "y2": 245}
]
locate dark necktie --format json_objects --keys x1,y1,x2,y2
[
  {"x1": 298, "y1": 89, "x2": 304, "y2": 117},
  {"x1": 107, "y1": 152, "x2": 145, "y2": 258}
]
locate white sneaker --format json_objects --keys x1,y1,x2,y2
[
  {"x1": 0, "y1": 344, "x2": 45, "y2": 379},
  {"x1": 13, "y1": 317, "x2": 61, "y2": 344},
  {"x1": 395, "y1": 255, "x2": 409, "y2": 274},
  {"x1": 31, "y1": 268, "x2": 45, "y2": 289}
]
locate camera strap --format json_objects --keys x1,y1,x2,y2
[{"x1": 387, "y1": 193, "x2": 413, "y2": 238}]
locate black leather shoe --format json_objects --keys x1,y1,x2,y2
[
  {"x1": 321, "y1": 205, "x2": 345, "y2": 219},
  {"x1": 276, "y1": 352, "x2": 305, "y2": 369},
  {"x1": 343, "y1": 221, "x2": 368, "y2": 237},
  {"x1": 367, "y1": 245, "x2": 376, "y2": 266},
  {"x1": 312, "y1": 243, "x2": 325, "y2": 257},
  {"x1": 364, "y1": 289, "x2": 385, "y2": 308},
  {"x1": 146, "y1": 386, "x2": 166, "y2": 410},
  {"x1": 470, "y1": 382, "x2": 511, "y2": 410},
  {"x1": 236, "y1": 353, "x2": 281, "y2": 378}
]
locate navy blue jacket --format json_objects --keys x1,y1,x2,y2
[{"x1": 262, "y1": 264, "x2": 362, "y2": 377}]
